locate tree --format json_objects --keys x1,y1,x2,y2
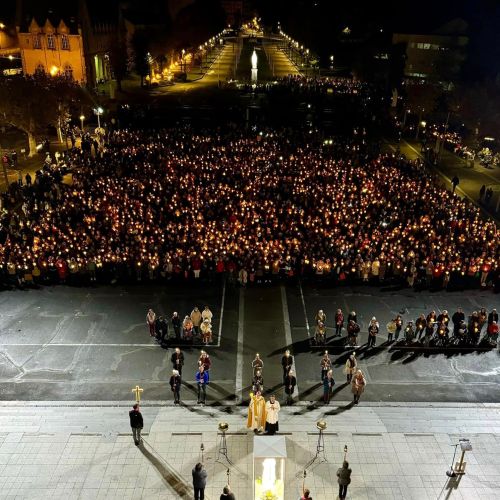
[
  {"x1": 109, "y1": 36, "x2": 129, "y2": 92},
  {"x1": 404, "y1": 82, "x2": 442, "y2": 139},
  {"x1": 0, "y1": 75, "x2": 88, "y2": 156},
  {"x1": 454, "y1": 80, "x2": 500, "y2": 142},
  {"x1": 131, "y1": 30, "x2": 150, "y2": 87}
]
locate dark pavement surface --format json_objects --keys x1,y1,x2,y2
[{"x1": 1, "y1": 282, "x2": 499, "y2": 404}]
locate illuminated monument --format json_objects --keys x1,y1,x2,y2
[{"x1": 251, "y1": 48, "x2": 258, "y2": 82}]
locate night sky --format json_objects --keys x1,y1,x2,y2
[{"x1": 1, "y1": 0, "x2": 499, "y2": 79}]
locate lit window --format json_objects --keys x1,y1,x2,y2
[
  {"x1": 33, "y1": 34, "x2": 41, "y2": 49},
  {"x1": 61, "y1": 34, "x2": 69, "y2": 50},
  {"x1": 47, "y1": 34, "x2": 55, "y2": 50},
  {"x1": 63, "y1": 64, "x2": 73, "y2": 79}
]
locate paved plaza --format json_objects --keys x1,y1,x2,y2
[
  {"x1": 0, "y1": 403, "x2": 500, "y2": 499},
  {"x1": 1, "y1": 281, "x2": 500, "y2": 498},
  {"x1": 0, "y1": 283, "x2": 499, "y2": 403}
]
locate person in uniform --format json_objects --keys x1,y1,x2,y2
[
  {"x1": 247, "y1": 390, "x2": 266, "y2": 433},
  {"x1": 265, "y1": 394, "x2": 280, "y2": 435}
]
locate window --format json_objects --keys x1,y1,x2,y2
[
  {"x1": 35, "y1": 64, "x2": 45, "y2": 75},
  {"x1": 47, "y1": 34, "x2": 55, "y2": 50},
  {"x1": 61, "y1": 34, "x2": 69, "y2": 50},
  {"x1": 63, "y1": 64, "x2": 73, "y2": 79},
  {"x1": 33, "y1": 34, "x2": 41, "y2": 49}
]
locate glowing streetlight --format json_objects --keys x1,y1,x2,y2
[
  {"x1": 94, "y1": 107, "x2": 103, "y2": 129},
  {"x1": 79, "y1": 114, "x2": 85, "y2": 131},
  {"x1": 50, "y1": 65, "x2": 59, "y2": 76}
]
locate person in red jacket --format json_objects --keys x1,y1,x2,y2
[{"x1": 487, "y1": 321, "x2": 499, "y2": 344}]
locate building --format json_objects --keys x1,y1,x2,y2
[
  {"x1": 393, "y1": 19, "x2": 468, "y2": 81},
  {"x1": 16, "y1": 1, "x2": 87, "y2": 82},
  {"x1": 17, "y1": 17, "x2": 86, "y2": 82},
  {"x1": 78, "y1": 0, "x2": 121, "y2": 86},
  {"x1": 0, "y1": 24, "x2": 22, "y2": 75}
]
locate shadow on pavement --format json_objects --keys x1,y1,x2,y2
[
  {"x1": 139, "y1": 439, "x2": 193, "y2": 499},
  {"x1": 322, "y1": 401, "x2": 355, "y2": 416}
]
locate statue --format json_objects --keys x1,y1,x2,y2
[{"x1": 251, "y1": 49, "x2": 258, "y2": 70}]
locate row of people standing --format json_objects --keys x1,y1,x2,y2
[
  {"x1": 313, "y1": 307, "x2": 499, "y2": 348},
  {"x1": 386, "y1": 307, "x2": 499, "y2": 346},
  {"x1": 146, "y1": 306, "x2": 214, "y2": 345}
]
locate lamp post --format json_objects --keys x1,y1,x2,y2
[
  {"x1": 94, "y1": 107, "x2": 103, "y2": 129},
  {"x1": 79, "y1": 114, "x2": 85, "y2": 132},
  {"x1": 181, "y1": 49, "x2": 185, "y2": 73}
]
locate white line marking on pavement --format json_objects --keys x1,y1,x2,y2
[
  {"x1": 280, "y1": 285, "x2": 299, "y2": 399},
  {"x1": 235, "y1": 288, "x2": 245, "y2": 403},
  {"x1": 216, "y1": 280, "x2": 226, "y2": 347},
  {"x1": 0, "y1": 343, "x2": 220, "y2": 348},
  {"x1": 298, "y1": 281, "x2": 311, "y2": 338}
]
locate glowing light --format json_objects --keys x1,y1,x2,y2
[{"x1": 251, "y1": 50, "x2": 258, "y2": 70}]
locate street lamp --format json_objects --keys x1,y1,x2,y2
[
  {"x1": 94, "y1": 107, "x2": 103, "y2": 129},
  {"x1": 79, "y1": 114, "x2": 85, "y2": 131},
  {"x1": 181, "y1": 48, "x2": 185, "y2": 73}
]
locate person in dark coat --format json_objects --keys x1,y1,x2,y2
[
  {"x1": 192, "y1": 462, "x2": 207, "y2": 500},
  {"x1": 220, "y1": 485, "x2": 236, "y2": 499},
  {"x1": 171, "y1": 312, "x2": 181, "y2": 339},
  {"x1": 281, "y1": 350, "x2": 293, "y2": 382},
  {"x1": 155, "y1": 315, "x2": 169, "y2": 344},
  {"x1": 169, "y1": 369, "x2": 181, "y2": 404},
  {"x1": 284, "y1": 369, "x2": 296, "y2": 405},
  {"x1": 337, "y1": 460, "x2": 352, "y2": 499},
  {"x1": 452, "y1": 308, "x2": 465, "y2": 334},
  {"x1": 322, "y1": 369, "x2": 335, "y2": 404},
  {"x1": 129, "y1": 403, "x2": 143, "y2": 446},
  {"x1": 171, "y1": 347, "x2": 184, "y2": 376}
]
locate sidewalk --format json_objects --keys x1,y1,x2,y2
[{"x1": 1, "y1": 402, "x2": 499, "y2": 499}]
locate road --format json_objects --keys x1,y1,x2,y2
[
  {"x1": 384, "y1": 138, "x2": 500, "y2": 220},
  {"x1": 1, "y1": 282, "x2": 499, "y2": 404}
]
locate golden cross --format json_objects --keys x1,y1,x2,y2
[{"x1": 132, "y1": 385, "x2": 144, "y2": 402}]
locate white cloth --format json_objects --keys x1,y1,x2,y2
[{"x1": 265, "y1": 400, "x2": 280, "y2": 425}]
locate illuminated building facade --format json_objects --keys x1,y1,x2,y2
[{"x1": 17, "y1": 17, "x2": 86, "y2": 82}]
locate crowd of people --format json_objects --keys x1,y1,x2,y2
[
  {"x1": 0, "y1": 126, "x2": 498, "y2": 291},
  {"x1": 313, "y1": 306, "x2": 499, "y2": 348},
  {"x1": 146, "y1": 305, "x2": 214, "y2": 345}
]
